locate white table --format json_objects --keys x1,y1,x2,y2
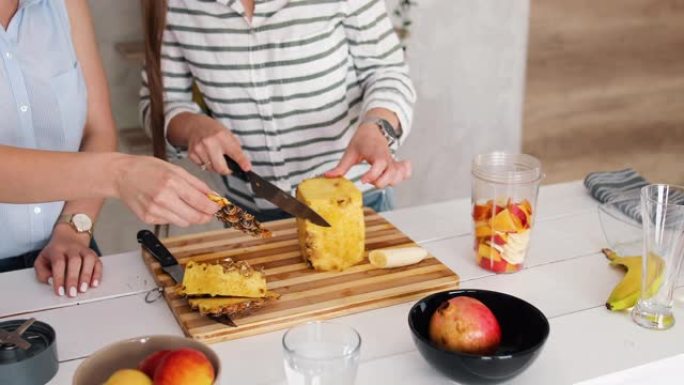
[{"x1": 1, "y1": 181, "x2": 683, "y2": 385}]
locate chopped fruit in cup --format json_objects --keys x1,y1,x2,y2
[
  {"x1": 472, "y1": 199, "x2": 533, "y2": 273},
  {"x1": 491, "y1": 209, "x2": 520, "y2": 233}
]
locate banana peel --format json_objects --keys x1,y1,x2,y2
[{"x1": 603, "y1": 248, "x2": 664, "y2": 311}]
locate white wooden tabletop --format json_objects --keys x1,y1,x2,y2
[{"x1": 2, "y1": 181, "x2": 683, "y2": 385}]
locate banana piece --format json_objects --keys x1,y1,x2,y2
[
  {"x1": 603, "y1": 248, "x2": 664, "y2": 311},
  {"x1": 369, "y1": 247, "x2": 428, "y2": 268}
]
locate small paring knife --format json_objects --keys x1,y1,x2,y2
[
  {"x1": 223, "y1": 155, "x2": 331, "y2": 227},
  {"x1": 136, "y1": 230, "x2": 237, "y2": 327}
]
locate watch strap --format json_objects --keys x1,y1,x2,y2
[{"x1": 57, "y1": 213, "x2": 94, "y2": 237}]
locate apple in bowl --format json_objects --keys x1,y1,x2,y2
[
  {"x1": 409, "y1": 289, "x2": 549, "y2": 384},
  {"x1": 429, "y1": 296, "x2": 502, "y2": 355}
]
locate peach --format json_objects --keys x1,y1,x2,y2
[
  {"x1": 478, "y1": 243, "x2": 501, "y2": 262},
  {"x1": 491, "y1": 209, "x2": 519, "y2": 233},
  {"x1": 429, "y1": 296, "x2": 501, "y2": 355},
  {"x1": 472, "y1": 202, "x2": 493, "y2": 221},
  {"x1": 475, "y1": 224, "x2": 492, "y2": 238},
  {"x1": 153, "y1": 348, "x2": 214, "y2": 385},
  {"x1": 520, "y1": 199, "x2": 533, "y2": 216},
  {"x1": 479, "y1": 256, "x2": 508, "y2": 273},
  {"x1": 139, "y1": 350, "x2": 171, "y2": 378}
]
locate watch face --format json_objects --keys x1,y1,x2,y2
[
  {"x1": 378, "y1": 119, "x2": 399, "y2": 139},
  {"x1": 72, "y1": 213, "x2": 93, "y2": 232}
]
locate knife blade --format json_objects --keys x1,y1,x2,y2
[
  {"x1": 223, "y1": 155, "x2": 331, "y2": 227},
  {"x1": 137, "y1": 230, "x2": 237, "y2": 327}
]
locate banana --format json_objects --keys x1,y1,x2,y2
[{"x1": 603, "y1": 248, "x2": 665, "y2": 311}]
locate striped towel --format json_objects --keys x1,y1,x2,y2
[
  {"x1": 584, "y1": 168, "x2": 684, "y2": 223},
  {"x1": 584, "y1": 168, "x2": 649, "y2": 222}
]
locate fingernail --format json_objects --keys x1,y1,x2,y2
[
  {"x1": 69, "y1": 287, "x2": 77, "y2": 297},
  {"x1": 47, "y1": 277, "x2": 53, "y2": 286},
  {"x1": 92, "y1": 279, "x2": 99, "y2": 288},
  {"x1": 80, "y1": 282, "x2": 89, "y2": 293},
  {"x1": 58, "y1": 286, "x2": 65, "y2": 296}
]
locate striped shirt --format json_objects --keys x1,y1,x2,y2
[{"x1": 140, "y1": 0, "x2": 416, "y2": 211}]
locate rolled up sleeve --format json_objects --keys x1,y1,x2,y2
[{"x1": 344, "y1": 0, "x2": 417, "y2": 144}]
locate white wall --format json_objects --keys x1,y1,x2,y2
[
  {"x1": 392, "y1": 0, "x2": 529, "y2": 207},
  {"x1": 88, "y1": 0, "x2": 142, "y2": 129},
  {"x1": 88, "y1": 0, "x2": 529, "y2": 208}
]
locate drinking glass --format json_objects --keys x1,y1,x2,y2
[
  {"x1": 282, "y1": 321, "x2": 361, "y2": 385},
  {"x1": 631, "y1": 184, "x2": 684, "y2": 330},
  {"x1": 471, "y1": 152, "x2": 543, "y2": 273}
]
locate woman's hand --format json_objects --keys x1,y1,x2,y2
[
  {"x1": 34, "y1": 225, "x2": 101, "y2": 297},
  {"x1": 113, "y1": 154, "x2": 221, "y2": 227},
  {"x1": 169, "y1": 113, "x2": 251, "y2": 174},
  {"x1": 325, "y1": 122, "x2": 412, "y2": 188}
]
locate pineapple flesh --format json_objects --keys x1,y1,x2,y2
[
  {"x1": 296, "y1": 177, "x2": 365, "y2": 271},
  {"x1": 180, "y1": 260, "x2": 267, "y2": 298}
]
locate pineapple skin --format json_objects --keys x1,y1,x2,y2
[
  {"x1": 181, "y1": 261, "x2": 267, "y2": 298},
  {"x1": 296, "y1": 177, "x2": 365, "y2": 271}
]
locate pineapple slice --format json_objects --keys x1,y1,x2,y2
[
  {"x1": 179, "y1": 260, "x2": 267, "y2": 298},
  {"x1": 296, "y1": 177, "x2": 365, "y2": 271}
]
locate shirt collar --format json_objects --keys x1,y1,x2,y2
[{"x1": 19, "y1": 0, "x2": 43, "y2": 8}]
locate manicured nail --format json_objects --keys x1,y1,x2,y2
[
  {"x1": 80, "y1": 282, "x2": 89, "y2": 293},
  {"x1": 92, "y1": 279, "x2": 99, "y2": 288},
  {"x1": 69, "y1": 287, "x2": 77, "y2": 297},
  {"x1": 47, "y1": 277, "x2": 53, "y2": 286},
  {"x1": 58, "y1": 286, "x2": 65, "y2": 297}
]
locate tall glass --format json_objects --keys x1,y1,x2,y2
[
  {"x1": 471, "y1": 153, "x2": 543, "y2": 273},
  {"x1": 631, "y1": 184, "x2": 684, "y2": 330},
  {"x1": 282, "y1": 321, "x2": 361, "y2": 385}
]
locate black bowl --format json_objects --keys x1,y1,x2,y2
[{"x1": 408, "y1": 289, "x2": 550, "y2": 384}]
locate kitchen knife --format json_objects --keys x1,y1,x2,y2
[
  {"x1": 224, "y1": 155, "x2": 331, "y2": 227},
  {"x1": 137, "y1": 229, "x2": 184, "y2": 284},
  {"x1": 136, "y1": 230, "x2": 238, "y2": 328}
]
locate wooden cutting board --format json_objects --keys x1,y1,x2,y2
[{"x1": 141, "y1": 209, "x2": 459, "y2": 343}]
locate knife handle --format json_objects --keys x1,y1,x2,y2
[
  {"x1": 223, "y1": 155, "x2": 249, "y2": 181},
  {"x1": 137, "y1": 230, "x2": 177, "y2": 268}
]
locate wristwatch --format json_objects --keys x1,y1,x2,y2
[
  {"x1": 362, "y1": 118, "x2": 402, "y2": 147},
  {"x1": 57, "y1": 213, "x2": 94, "y2": 237}
]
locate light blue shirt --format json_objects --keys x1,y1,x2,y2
[{"x1": 0, "y1": 0, "x2": 87, "y2": 259}]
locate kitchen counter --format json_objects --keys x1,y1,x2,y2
[{"x1": 1, "y1": 181, "x2": 682, "y2": 384}]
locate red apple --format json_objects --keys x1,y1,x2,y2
[
  {"x1": 429, "y1": 296, "x2": 502, "y2": 355},
  {"x1": 508, "y1": 203, "x2": 529, "y2": 229},
  {"x1": 153, "y1": 348, "x2": 214, "y2": 385},
  {"x1": 138, "y1": 350, "x2": 171, "y2": 378}
]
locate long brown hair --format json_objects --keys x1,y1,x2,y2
[
  {"x1": 142, "y1": 0, "x2": 170, "y2": 236},
  {"x1": 141, "y1": 0, "x2": 168, "y2": 161}
]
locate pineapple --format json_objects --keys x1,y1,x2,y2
[
  {"x1": 208, "y1": 193, "x2": 272, "y2": 238},
  {"x1": 296, "y1": 177, "x2": 365, "y2": 271},
  {"x1": 179, "y1": 260, "x2": 267, "y2": 298},
  {"x1": 188, "y1": 291, "x2": 279, "y2": 317}
]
